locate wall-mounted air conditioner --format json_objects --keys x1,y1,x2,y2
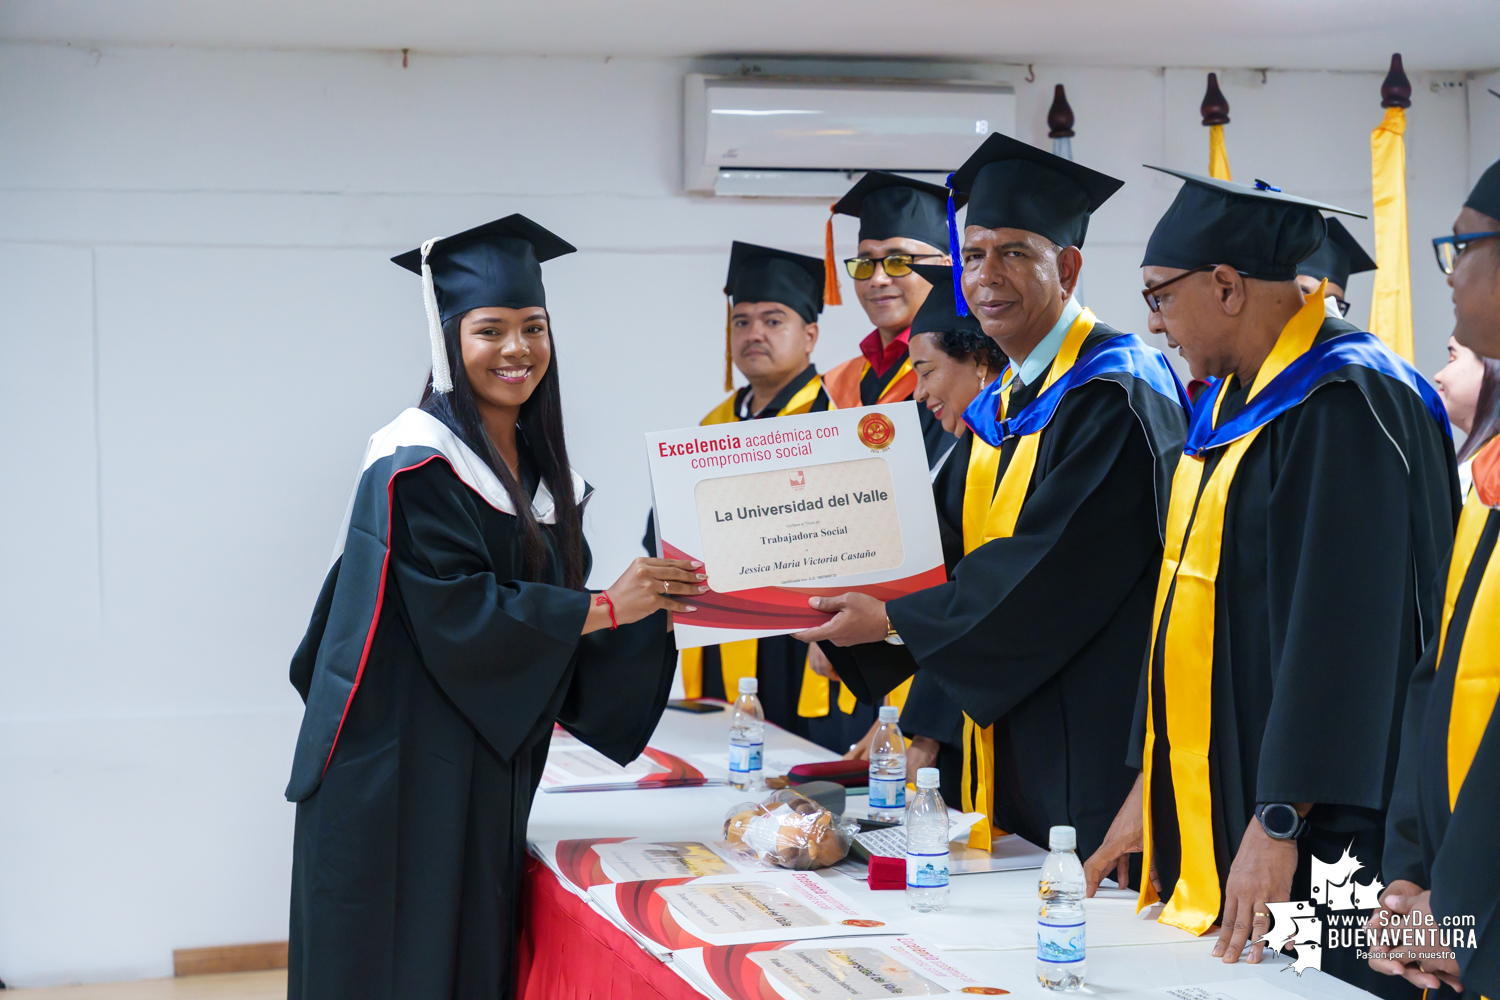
[{"x1": 683, "y1": 74, "x2": 1016, "y2": 198}]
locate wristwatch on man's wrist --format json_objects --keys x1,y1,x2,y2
[
  {"x1": 1255, "y1": 802, "x2": 1308, "y2": 840},
  {"x1": 884, "y1": 615, "x2": 904, "y2": 646}
]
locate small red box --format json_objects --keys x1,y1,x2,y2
[{"x1": 867, "y1": 854, "x2": 905, "y2": 890}]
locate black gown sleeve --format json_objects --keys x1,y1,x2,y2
[
  {"x1": 1382, "y1": 635, "x2": 1438, "y2": 888},
  {"x1": 387, "y1": 462, "x2": 591, "y2": 763},
  {"x1": 899, "y1": 669, "x2": 966, "y2": 748},
  {"x1": 882, "y1": 380, "x2": 1160, "y2": 727},
  {"x1": 290, "y1": 558, "x2": 342, "y2": 703},
  {"x1": 557, "y1": 602, "x2": 677, "y2": 765},
  {"x1": 1255, "y1": 383, "x2": 1416, "y2": 811}
]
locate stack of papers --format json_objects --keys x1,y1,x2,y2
[
  {"x1": 530, "y1": 836, "x2": 776, "y2": 897},
  {"x1": 672, "y1": 935, "x2": 1011, "y2": 1000}
]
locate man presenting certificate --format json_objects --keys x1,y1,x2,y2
[{"x1": 791, "y1": 135, "x2": 1190, "y2": 865}]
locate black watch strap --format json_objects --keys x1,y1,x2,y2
[{"x1": 1255, "y1": 802, "x2": 1308, "y2": 840}]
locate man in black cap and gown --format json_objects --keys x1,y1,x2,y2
[
  {"x1": 645, "y1": 243, "x2": 840, "y2": 746},
  {"x1": 1082, "y1": 169, "x2": 1458, "y2": 998},
  {"x1": 1368, "y1": 157, "x2": 1500, "y2": 999},
  {"x1": 794, "y1": 134, "x2": 1190, "y2": 864}
]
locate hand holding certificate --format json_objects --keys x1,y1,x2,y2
[{"x1": 646, "y1": 402, "x2": 943, "y2": 649}]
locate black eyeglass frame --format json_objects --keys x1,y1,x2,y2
[
  {"x1": 844, "y1": 253, "x2": 946, "y2": 280},
  {"x1": 1141, "y1": 264, "x2": 1251, "y2": 312},
  {"x1": 1432, "y1": 232, "x2": 1500, "y2": 275}
]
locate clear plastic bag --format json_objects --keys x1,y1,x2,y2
[{"x1": 722, "y1": 788, "x2": 859, "y2": 870}]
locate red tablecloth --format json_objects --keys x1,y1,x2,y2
[{"x1": 516, "y1": 856, "x2": 703, "y2": 1000}]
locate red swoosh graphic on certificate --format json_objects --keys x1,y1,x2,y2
[{"x1": 662, "y1": 541, "x2": 945, "y2": 630}]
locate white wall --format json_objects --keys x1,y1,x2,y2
[{"x1": 0, "y1": 42, "x2": 1487, "y2": 986}]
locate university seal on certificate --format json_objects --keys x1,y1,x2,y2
[{"x1": 645, "y1": 402, "x2": 945, "y2": 649}]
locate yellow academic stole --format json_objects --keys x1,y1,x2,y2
[
  {"x1": 1138, "y1": 285, "x2": 1328, "y2": 935},
  {"x1": 1438, "y1": 461, "x2": 1500, "y2": 810},
  {"x1": 679, "y1": 375, "x2": 830, "y2": 702},
  {"x1": 960, "y1": 307, "x2": 1097, "y2": 850}
]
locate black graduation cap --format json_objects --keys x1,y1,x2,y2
[
  {"x1": 1466, "y1": 157, "x2": 1500, "y2": 223},
  {"x1": 1142, "y1": 167, "x2": 1365, "y2": 282},
  {"x1": 832, "y1": 171, "x2": 959, "y2": 250},
  {"x1": 724, "y1": 241, "x2": 826, "y2": 323},
  {"x1": 908, "y1": 263, "x2": 984, "y2": 337},
  {"x1": 949, "y1": 132, "x2": 1124, "y2": 249},
  {"x1": 1297, "y1": 217, "x2": 1377, "y2": 291},
  {"x1": 391, "y1": 214, "x2": 576, "y2": 393},
  {"x1": 392, "y1": 214, "x2": 576, "y2": 322}
]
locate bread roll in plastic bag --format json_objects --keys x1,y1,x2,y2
[{"x1": 722, "y1": 788, "x2": 859, "y2": 870}]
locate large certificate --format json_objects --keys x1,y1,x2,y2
[{"x1": 646, "y1": 402, "x2": 944, "y2": 649}]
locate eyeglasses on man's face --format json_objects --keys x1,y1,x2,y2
[
  {"x1": 1141, "y1": 264, "x2": 1249, "y2": 313},
  {"x1": 845, "y1": 253, "x2": 945, "y2": 280},
  {"x1": 1433, "y1": 232, "x2": 1500, "y2": 275}
]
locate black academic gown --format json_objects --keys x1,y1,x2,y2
[
  {"x1": 642, "y1": 365, "x2": 844, "y2": 746},
  {"x1": 288, "y1": 435, "x2": 675, "y2": 1000},
  {"x1": 1134, "y1": 317, "x2": 1459, "y2": 998},
  {"x1": 825, "y1": 323, "x2": 1188, "y2": 861},
  {"x1": 1384, "y1": 510, "x2": 1500, "y2": 997}
]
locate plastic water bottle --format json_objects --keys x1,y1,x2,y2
[
  {"x1": 904, "y1": 767, "x2": 949, "y2": 912},
  {"x1": 728, "y1": 677, "x2": 764, "y2": 791},
  {"x1": 1036, "y1": 825, "x2": 1087, "y2": 990},
  {"x1": 868, "y1": 704, "x2": 907, "y2": 822}
]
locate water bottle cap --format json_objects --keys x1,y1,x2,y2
[
  {"x1": 916, "y1": 767, "x2": 940, "y2": 788},
  {"x1": 1049, "y1": 825, "x2": 1076, "y2": 851},
  {"x1": 738, "y1": 677, "x2": 758, "y2": 694},
  {"x1": 878, "y1": 705, "x2": 900, "y2": 723}
]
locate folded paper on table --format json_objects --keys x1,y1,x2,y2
[
  {"x1": 540, "y1": 729, "x2": 716, "y2": 792},
  {"x1": 672, "y1": 935, "x2": 1013, "y2": 1000},
  {"x1": 645, "y1": 403, "x2": 945, "y2": 648},
  {"x1": 585, "y1": 870, "x2": 903, "y2": 956}
]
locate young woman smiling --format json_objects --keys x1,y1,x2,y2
[{"x1": 284, "y1": 215, "x2": 699, "y2": 1000}]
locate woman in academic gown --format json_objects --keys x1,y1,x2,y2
[{"x1": 284, "y1": 215, "x2": 700, "y2": 1000}]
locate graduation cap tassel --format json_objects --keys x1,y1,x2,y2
[
  {"x1": 724, "y1": 296, "x2": 734, "y2": 392},
  {"x1": 946, "y1": 174, "x2": 968, "y2": 318},
  {"x1": 420, "y1": 238, "x2": 454, "y2": 394},
  {"x1": 822, "y1": 210, "x2": 843, "y2": 306}
]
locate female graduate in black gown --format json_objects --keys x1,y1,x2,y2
[{"x1": 284, "y1": 215, "x2": 702, "y2": 1000}]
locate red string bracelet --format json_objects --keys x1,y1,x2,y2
[{"x1": 595, "y1": 592, "x2": 618, "y2": 630}]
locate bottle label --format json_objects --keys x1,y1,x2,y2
[
  {"x1": 729, "y1": 742, "x2": 763, "y2": 773},
  {"x1": 906, "y1": 851, "x2": 949, "y2": 888},
  {"x1": 869, "y1": 775, "x2": 906, "y2": 809},
  {"x1": 1037, "y1": 920, "x2": 1085, "y2": 963}
]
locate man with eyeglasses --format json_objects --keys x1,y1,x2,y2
[
  {"x1": 1295, "y1": 217, "x2": 1376, "y2": 320},
  {"x1": 1084, "y1": 168, "x2": 1458, "y2": 1000},
  {"x1": 823, "y1": 172, "x2": 959, "y2": 464},
  {"x1": 796, "y1": 134, "x2": 1190, "y2": 867},
  {"x1": 1367, "y1": 156, "x2": 1500, "y2": 1000}
]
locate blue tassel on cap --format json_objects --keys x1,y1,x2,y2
[{"x1": 946, "y1": 173, "x2": 967, "y2": 318}]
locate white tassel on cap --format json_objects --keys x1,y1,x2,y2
[{"x1": 420, "y1": 237, "x2": 454, "y2": 394}]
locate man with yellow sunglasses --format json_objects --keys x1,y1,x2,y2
[{"x1": 822, "y1": 171, "x2": 961, "y2": 466}]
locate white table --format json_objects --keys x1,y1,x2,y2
[{"x1": 528, "y1": 706, "x2": 1374, "y2": 1000}]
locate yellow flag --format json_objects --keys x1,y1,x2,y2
[
  {"x1": 1370, "y1": 106, "x2": 1414, "y2": 362},
  {"x1": 1208, "y1": 124, "x2": 1231, "y2": 181}
]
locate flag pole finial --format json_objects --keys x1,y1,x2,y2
[
  {"x1": 1047, "y1": 84, "x2": 1075, "y2": 139},
  {"x1": 1201, "y1": 72, "x2": 1230, "y2": 127},
  {"x1": 1381, "y1": 54, "x2": 1412, "y2": 109}
]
